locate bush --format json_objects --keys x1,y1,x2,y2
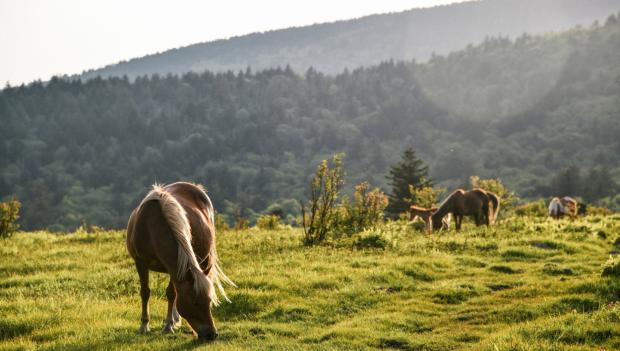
[
  {"x1": 300, "y1": 154, "x2": 345, "y2": 245},
  {"x1": 233, "y1": 207, "x2": 250, "y2": 231},
  {"x1": 514, "y1": 200, "x2": 547, "y2": 217},
  {"x1": 234, "y1": 217, "x2": 249, "y2": 231},
  {"x1": 587, "y1": 205, "x2": 614, "y2": 216},
  {"x1": 354, "y1": 233, "x2": 388, "y2": 249},
  {"x1": 0, "y1": 199, "x2": 21, "y2": 238},
  {"x1": 337, "y1": 182, "x2": 388, "y2": 235},
  {"x1": 408, "y1": 183, "x2": 445, "y2": 208},
  {"x1": 214, "y1": 213, "x2": 230, "y2": 231},
  {"x1": 256, "y1": 214, "x2": 281, "y2": 230}
]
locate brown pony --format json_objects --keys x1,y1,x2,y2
[
  {"x1": 431, "y1": 189, "x2": 492, "y2": 231},
  {"x1": 409, "y1": 205, "x2": 450, "y2": 233},
  {"x1": 126, "y1": 182, "x2": 234, "y2": 342}
]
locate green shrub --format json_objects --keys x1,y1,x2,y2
[
  {"x1": 354, "y1": 233, "x2": 388, "y2": 249},
  {"x1": 234, "y1": 217, "x2": 249, "y2": 231},
  {"x1": 256, "y1": 214, "x2": 281, "y2": 230},
  {"x1": 587, "y1": 205, "x2": 614, "y2": 216},
  {"x1": 0, "y1": 199, "x2": 20, "y2": 238},
  {"x1": 408, "y1": 183, "x2": 445, "y2": 209},
  {"x1": 214, "y1": 213, "x2": 230, "y2": 231},
  {"x1": 337, "y1": 182, "x2": 388, "y2": 235},
  {"x1": 233, "y1": 207, "x2": 249, "y2": 231},
  {"x1": 300, "y1": 154, "x2": 344, "y2": 245}
]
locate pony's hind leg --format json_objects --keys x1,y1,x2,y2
[
  {"x1": 163, "y1": 278, "x2": 181, "y2": 333},
  {"x1": 136, "y1": 262, "x2": 151, "y2": 333}
]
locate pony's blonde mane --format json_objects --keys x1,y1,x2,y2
[
  {"x1": 191, "y1": 183, "x2": 236, "y2": 305},
  {"x1": 140, "y1": 184, "x2": 235, "y2": 305}
]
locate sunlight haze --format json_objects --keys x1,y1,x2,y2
[{"x1": 0, "y1": 0, "x2": 469, "y2": 85}]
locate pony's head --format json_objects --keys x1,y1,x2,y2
[
  {"x1": 431, "y1": 212, "x2": 443, "y2": 231},
  {"x1": 175, "y1": 275, "x2": 218, "y2": 342}
]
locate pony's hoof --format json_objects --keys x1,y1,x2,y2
[
  {"x1": 138, "y1": 325, "x2": 150, "y2": 334},
  {"x1": 162, "y1": 324, "x2": 175, "y2": 334}
]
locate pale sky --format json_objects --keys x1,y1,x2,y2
[{"x1": 0, "y1": 0, "x2": 470, "y2": 85}]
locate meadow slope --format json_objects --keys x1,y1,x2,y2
[{"x1": 1, "y1": 216, "x2": 620, "y2": 350}]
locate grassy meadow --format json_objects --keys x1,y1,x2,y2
[{"x1": 1, "y1": 215, "x2": 620, "y2": 350}]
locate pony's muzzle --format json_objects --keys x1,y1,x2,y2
[{"x1": 196, "y1": 327, "x2": 218, "y2": 342}]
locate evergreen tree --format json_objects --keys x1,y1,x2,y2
[
  {"x1": 386, "y1": 147, "x2": 432, "y2": 217},
  {"x1": 552, "y1": 164, "x2": 581, "y2": 196}
]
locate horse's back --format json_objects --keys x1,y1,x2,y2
[
  {"x1": 127, "y1": 198, "x2": 177, "y2": 273},
  {"x1": 165, "y1": 182, "x2": 213, "y2": 212},
  {"x1": 463, "y1": 189, "x2": 488, "y2": 210}
]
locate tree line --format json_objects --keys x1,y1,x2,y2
[{"x1": 1, "y1": 16, "x2": 620, "y2": 230}]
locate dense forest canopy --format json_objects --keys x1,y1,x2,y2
[
  {"x1": 2, "y1": 15, "x2": 620, "y2": 230},
  {"x1": 78, "y1": 0, "x2": 620, "y2": 80}
]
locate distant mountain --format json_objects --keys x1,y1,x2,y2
[{"x1": 79, "y1": 0, "x2": 620, "y2": 80}]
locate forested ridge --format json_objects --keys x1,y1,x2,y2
[
  {"x1": 2, "y1": 16, "x2": 620, "y2": 230},
  {"x1": 79, "y1": 0, "x2": 620, "y2": 80}
]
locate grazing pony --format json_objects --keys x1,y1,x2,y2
[
  {"x1": 126, "y1": 182, "x2": 235, "y2": 342},
  {"x1": 431, "y1": 189, "x2": 492, "y2": 231},
  {"x1": 561, "y1": 197, "x2": 578, "y2": 217},
  {"x1": 548, "y1": 197, "x2": 563, "y2": 219},
  {"x1": 409, "y1": 205, "x2": 450, "y2": 233},
  {"x1": 549, "y1": 196, "x2": 578, "y2": 219}
]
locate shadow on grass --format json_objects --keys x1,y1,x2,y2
[
  {"x1": 570, "y1": 279, "x2": 620, "y2": 301},
  {"x1": 489, "y1": 265, "x2": 523, "y2": 274},
  {"x1": 213, "y1": 291, "x2": 267, "y2": 321},
  {"x1": 0, "y1": 320, "x2": 34, "y2": 341},
  {"x1": 38, "y1": 327, "x2": 209, "y2": 351}
]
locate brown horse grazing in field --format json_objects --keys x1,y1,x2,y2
[
  {"x1": 126, "y1": 182, "x2": 235, "y2": 342},
  {"x1": 409, "y1": 205, "x2": 450, "y2": 233},
  {"x1": 431, "y1": 189, "x2": 492, "y2": 231}
]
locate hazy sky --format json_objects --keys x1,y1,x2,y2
[{"x1": 0, "y1": 0, "x2": 469, "y2": 85}]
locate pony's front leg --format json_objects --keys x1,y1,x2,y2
[
  {"x1": 136, "y1": 262, "x2": 151, "y2": 333},
  {"x1": 455, "y1": 215, "x2": 462, "y2": 231},
  {"x1": 163, "y1": 278, "x2": 182, "y2": 333}
]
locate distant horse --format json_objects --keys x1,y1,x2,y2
[
  {"x1": 561, "y1": 197, "x2": 578, "y2": 217},
  {"x1": 126, "y1": 182, "x2": 235, "y2": 342},
  {"x1": 409, "y1": 205, "x2": 450, "y2": 233},
  {"x1": 476, "y1": 189, "x2": 501, "y2": 224},
  {"x1": 548, "y1": 197, "x2": 563, "y2": 219},
  {"x1": 431, "y1": 189, "x2": 492, "y2": 231},
  {"x1": 549, "y1": 196, "x2": 578, "y2": 219}
]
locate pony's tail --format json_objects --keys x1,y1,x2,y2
[
  {"x1": 139, "y1": 184, "x2": 215, "y2": 303},
  {"x1": 488, "y1": 193, "x2": 500, "y2": 225},
  {"x1": 206, "y1": 237, "x2": 237, "y2": 306}
]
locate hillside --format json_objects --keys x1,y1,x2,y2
[
  {"x1": 1, "y1": 217, "x2": 619, "y2": 350},
  {"x1": 2, "y1": 17, "x2": 620, "y2": 230},
  {"x1": 79, "y1": 0, "x2": 620, "y2": 80}
]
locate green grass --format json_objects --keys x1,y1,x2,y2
[{"x1": 1, "y1": 216, "x2": 620, "y2": 350}]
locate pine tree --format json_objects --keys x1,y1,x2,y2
[
  {"x1": 552, "y1": 164, "x2": 581, "y2": 196},
  {"x1": 386, "y1": 147, "x2": 432, "y2": 217}
]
